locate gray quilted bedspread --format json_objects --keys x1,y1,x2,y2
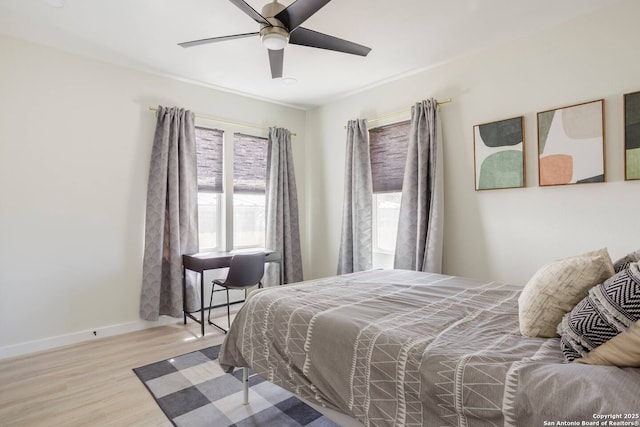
[{"x1": 219, "y1": 270, "x2": 640, "y2": 427}]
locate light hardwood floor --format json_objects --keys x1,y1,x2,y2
[{"x1": 0, "y1": 320, "x2": 226, "y2": 426}]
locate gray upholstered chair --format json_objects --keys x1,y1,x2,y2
[{"x1": 208, "y1": 252, "x2": 265, "y2": 333}]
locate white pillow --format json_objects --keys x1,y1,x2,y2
[{"x1": 518, "y1": 248, "x2": 614, "y2": 338}]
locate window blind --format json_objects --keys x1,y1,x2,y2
[
  {"x1": 369, "y1": 121, "x2": 411, "y2": 193},
  {"x1": 233, "y1": 133, "x2": 268, "y2": 194},
  {"x1": 195, "y1": 127, "x2": 224, "y2": 193}
]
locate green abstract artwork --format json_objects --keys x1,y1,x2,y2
[{"x1": 473, "y1": 116, "x2": 524, "y2": 190}]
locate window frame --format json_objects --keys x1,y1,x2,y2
[
  {"x1": 195, "y1": 122, "x2": 269, "y2": 253},
  {"x1": 368, "y1": 120, "x2": 410, "y2": 256},
  {"x1": 195, "y1": 126, "x2": 225, "y2": 252},
  {"x1": 231, "y1": 133, "x2": 268, "y2": 250}
]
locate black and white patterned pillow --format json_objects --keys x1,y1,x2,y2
[
  {"x1": 558, "y1": 262, "x2": 640, "y2": 362},
  {"x1": 613, "y1": 249, "x2": 640, "y2": 273}
]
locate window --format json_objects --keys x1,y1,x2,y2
[
  {"x1": 195, "y1": 127, "x2": 224, "y2": 251},
  {"x1": 369, "y1": 121, "x2": 411, "y2": 254},
  {"x1": 233, "y1": 133, "x2": 268, "y2": 249},
  {"x1": 195, "y1": 128, "x2": 269, "y2": 251},
  {"x1": 373, "y1": 192, "x2": 402, "y2": 252}
]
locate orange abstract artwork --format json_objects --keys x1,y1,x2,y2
[
  {"x1": 539, "y1": 154, "x2": 573, "y2": 185},
  {"x1": 537, "y1": 100, "x2": 605, "y2": 186}
]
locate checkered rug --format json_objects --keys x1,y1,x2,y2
[{"x1": 133, "y1": 344, "x2": 339, "y2": 427}]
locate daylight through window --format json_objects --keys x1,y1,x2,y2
[
  {"x1": 233, "y1": 133, "x2": 268, "y2": 249},
  {"x1": 369, "y1": 121, "x2": 411, "y2": 253},
  {"x1": 195, "y1": 127, "x2": 224, "y2": 251}
]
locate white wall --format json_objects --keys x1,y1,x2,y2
[
  {"x1": 2, "y1": 0, "x2": 639, "y2": 357},
  {"x1": 305, "y1": 0, "x2": 640, "y2": 285},
  {"x1": 0, "y1": 34, "x2": 306, "y2": 354}
]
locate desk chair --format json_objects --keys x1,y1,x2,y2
[{"x1": 207, "y1": 252, "x2": 265, "y2": 333}]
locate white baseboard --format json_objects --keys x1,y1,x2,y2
[{"x1": 0, "y1": 316, "x2": 180, "y2": 360}]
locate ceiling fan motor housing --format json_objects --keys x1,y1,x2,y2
[{"x1": 260, "y1": 1, "x2": 289, "y2": 49}]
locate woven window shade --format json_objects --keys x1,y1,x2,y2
[
  {"x1": 369, "y1": 121, "x2": 411, "y2": 193},
  {"x1": 195, "y1": 127, "x2": 224, "y2": 193},
  {"x1": 233, "y1": 133, "x2": 268, "y2": 194}
]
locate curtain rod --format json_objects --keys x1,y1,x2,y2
[
  {"x1": 344, "y1": 98, "x2": 452, "y2": 129},
  {"x1": 148, "y1": 107, "x2": 296, "y2": 136}
]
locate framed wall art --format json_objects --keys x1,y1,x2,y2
[
  {"x1": 537, "y1": 99, "x2": 605, "y2": 186},
  {"x1": 624, "y1": 91, "x2": 640, "y2": 180},
  {"x1": 473, "y1": 116, "x2": 525, "y2": 190}
]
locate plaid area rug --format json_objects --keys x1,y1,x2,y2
[{"x1": 133, "y1": 344, "x2": 339, "y2": 427}]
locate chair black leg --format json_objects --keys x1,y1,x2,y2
[
  {"x1": 226, "y1": 288, "x2": 231, "y2": 330},
  {"x1": 208, "y1": 283, "x2": 215, "y2": 324},
  {"x1": 207, "y1": 282, "x2": 228, "y2": 334}
]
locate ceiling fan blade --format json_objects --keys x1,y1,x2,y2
[
  {"x1": 228, "y1": 0, "x2": 272, "y2": 26},
  {"x1": 268, "y1": 49, "x2": 284, "y2": 79},
  {"x1": 275, "y1": 0, "x2": 331, "y2": 30},
  {"x1": 178, "y1": 32, "x2": 259, "y2": 48},
  {"x1": 289, "y1": 27, "x2": 371, "y2": 56}
]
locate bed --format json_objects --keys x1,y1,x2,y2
[{"x1": 218, "y1": 269, "x2": 640, "y2": 426}]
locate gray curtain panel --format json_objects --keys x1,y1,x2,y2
[
  {"x1": 394, "y1": 99, "x2": 444, "y2": 272},
  {"x1": 337, "y1": 119, "x2": 373, "y2": 274},
  {"x1": 140, "y1": 106, "x2": 199, "y2": 321},
  {"x1": 265, "y1": 127, "x2": 303, "y2": 285}
]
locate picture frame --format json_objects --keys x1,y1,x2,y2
[
  {"x1": 624, "y1": 91, "x2": 640, "y2": 181},
  {"x1": 537, "y1": 99, "x2": 605, "y2": 186},
  {"x1": 473, "y1": 116, "x2": 525, "y2": 190}
]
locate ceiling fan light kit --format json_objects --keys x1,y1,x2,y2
[
  {"x1": 260, "y1": 1, "x2": 289, "y2": 50},
  {"x1": 179, "y1": 0, "x2": 371, "y2": 79},
  {"x1": 261, "y1": 32, "x2": 288, "y2": 50}
]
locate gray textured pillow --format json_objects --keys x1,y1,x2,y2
[
  {"x1": 558, "y1": 262, "x2": 640, "y2": 362},
  {"x1": 613, "y1": 249, "x2": 640, "y2": 273},
  {"x1": 518, "y1": 248, "x2": 614, "y2": 338}
]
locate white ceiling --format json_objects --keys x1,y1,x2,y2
[{"x1": 0, "y1": 0, "x2": 619, "y2": 109}]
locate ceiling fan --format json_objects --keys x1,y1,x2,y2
[{"x1": 178, "y1": 0, "x2": 371, "y2": 79}]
